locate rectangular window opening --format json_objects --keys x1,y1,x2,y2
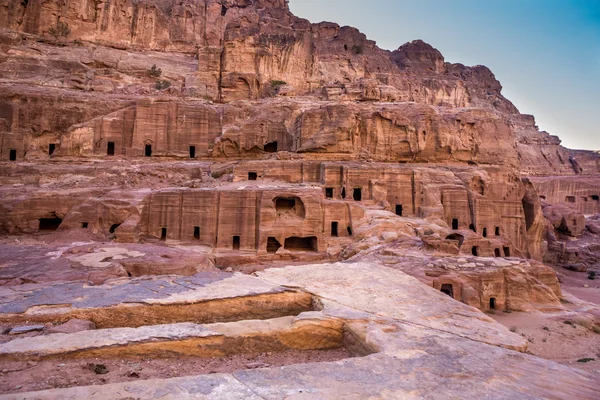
[
  {"x1": 331, "y1": 221, "x2": 338, "y2": 237},
  {"x1": 49, "y1": 143, "x2": 56, "y2": 155},
  {"x1": 9, "y1": 149, "x2": 16, "y2": 161},
  {"x1": 233, "y1": 235, "x2": 240, "y2": 250},
  {"x1": 189, "y1": 146, "x2": 196, "y2": 158},
  {"x1": 81, "y1": 222, "x2": 89, "y2": 229},
  {"x1": 160, "y1": 227, "x2": 167, "y2": 241},
  {"x1": 145, "y1": 144, "x2": 152, "y2": 157},
  {"x1": 452, "y1": 219, "x2": 459, "y2": 230},
  {"x1": 495, "y1": 227, "x2": 500, "y2": 236},
  {"x1": 503, "y1": 247, "x2": 511, "y2": 257},
  {"x1": 107, "y1": 142, "x2": 115, "y2": 156},
  {"x1": 325, "y1": 188, "x2": 333, "y2": 199},
  {"x1": 353, "y1": 188, "x2": 362, "y2": 201},
  {"x1": 193, "y1": 226, "x2": 200, "y2": 240},
  {"x1": 248, "y1": 172, "x2": 257, "y2": 181}
]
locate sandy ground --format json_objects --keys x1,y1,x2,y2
[{"x1": 0, "y1": 348, "x2": 353, "y2": 394}]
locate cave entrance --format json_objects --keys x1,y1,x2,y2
[
  {"x1": 267, "y1": 237, "x2": 281, "y2": 253},
  {"x1": 160, "y1": 227, "x2": 167, "y2": 241},
  {"x1": 81, "y1": 222, "x2": 89, "y2": 229},
  {"x1": 495, "y1": 227, "x2": 500, "y2": 236},
  {"x1": 9, "y1": 149, "x2": 16, "y2": 161},
  {"x1": 471, "y1": 246, "x2": 479, "y2": 256},
  {"x1": 395, "y1": 204, "x2": 403, "y2": 216},
  {"x1": 38, "y1": 214, "x2": 62, "y2": 231},
  {"x1": 274, "y1": 196, "x2": 305, "y2": 218},
  {"x1": 248, "y1": 172, "x2": 257, "y2": 180},
  {"x1": 469, "y1": 224, "x2": 476, "y2": 232},
  {"x1": 284, "y1": 236, "x2": 317, "y2": 252},
  {"x1": 482, "y1": 228, "x2": 487, "y2": 238},
  {"x1": 503, "y1": 247, "x2": 511, "y2": 257},
  {"x1": 347, "y1": 226, "x2": 353, "y2": 236},
  {"x1": 233, "y1": 235, "x2": 240, "y2": 250},
  {"x1": 353, "y1": 188, "x2": 362, "y2": 201},
  {"x1": 264, "y1": 141, "x2": 278, "y2": 153},
  {"x1": 522, "y1": 197, "x2": 536, "y2": 230},
  {"x1": 445, "y1": 233, "x2": 464, "y2": 248},
  {"x1": 489, "y1": 297, "x2": 496, "y2": 310},
  {"x1": 145, "y1": 144, "x2": 152, "y2": 157},
  {"x1": 494, "y1": 248, "x2": 501, "y2": 257},
  {"x1": 49, "y1": 143, "x2": 56, "y2": 155},
  {"x1": 107, "y1": 142, "x2": 115, "y2": 156},
  {"x1": 189, "y1": 146, "x2": 196, "y2": 158},
  {"x1": 331, "y1": 221, "x2": 338, "y2": 237},
  {"x1": 194, "y1": 226, "x2": 200, "y2": 240},
  {"x1": 325, "y1": 188, "x2": 333, "y2": 199},
  {"x1": 440, "y1": 284, "x2": 454, "y2": 298},
  {"x1": 452, "y1": 219, "x2": 459, "y2": 230},
  {"x1": 109, "y1": 223, "x2": 121, "y2": 234},
  {"x1": 592, "y1": 195, "x2": 599, "y2": 201},
  {"x1": 341, "y1": 187, "x2": 346, "y2": 199}
]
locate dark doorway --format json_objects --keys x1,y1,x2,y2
[
  {"x1": 325, "y1": 188, "x2": 333, "y2": 199},
  {"x1": 284, "y1": 236, "x2": 318, "y2": 252},
  {"x1": 440, "y1": 284, "x2": 454, "y2": 298},
  {"x1": 39, "y1": 216, "x2": 62, "y2": 231},
  {"x1": 353, "y1": 188, "x2": 362, "y2": 201},
  {"x1": 107, "y1": 142, "x2": 115, "y2": 156},
  {"x1": 275, "y1": 197, "x2": 295, "y2": 210},
  {"x1": 160, "y1": 227, "x2": 167, "y2": 241},
  {"x1": 503, "y1": 247, "x2": 510, "y2": 257},
  {"x1": 221, "y1": 4, "x2": 227, "y2": 16},
  {"x1": 248, "y1": 172, "x2": 257, "y2": 180},
  {"x1": 267, "y1": 237, "x2": 281, "y2": 253},
  {"x1": 482, "y1": 228, "x2": 487, "y2": 238},
  {"x1": 452, "y1": 219, "x2": 459, "y2": 230},
  {"x1": 469, "y1": 224, "x2": 476, "y2": 232},
  {"x1": 145, "y1": 144, "x2": 152, "y2": 157},
  {"x1": 592, "y1": 195, "x2": 599, "y2": 201},
  {"x1": 494, "y1": 248, "x2": 501, "y2": 257},
  {"x1": 9, "y1": 149, "x2": 16, "y2": 161},
  {"x1": 495, "y1": 227, "x2": 500, "y2": 236},
  {"x1": 189, "y1": 146, "x2": 196, "y2": 158},
  {"x1": 347, "y1": 226, "x2": 352, "y2": 236},
  {"x1": 395, "y1": 204, "x2": 403, "y2": 216},
  {"x1": 522, "y1": 197, "x2": 536, "y2": 230},
  {"x1": 264, "y1": 141, "x2": 278, "y2": 153},
  {"x1": 489, "y1": 298, "x2": 496, "y2": 310},
  {"x1": 471, "y1": 246, "x2": 479, "y2": 256},
  {"x1": 341, "y1": 187, "x2": 346, "y2": 199},
  {"x1": 331, "y1": 221, "x2": 338, "y2": 237},
  {"x1": 110, "y1": 223, "x2": 121, "y2": 234},
  {"x1": 233, "y1": 235, "x2": 240, "y2": 250},
  {"x1": 49, "y1": 143, "x2": 56, "y2": 155},
  {"x1": 81, "y1": 222, "x2": 89, "y2": 229},
  {"x1": 194, "y1": 226, "x2": 200, "y2": 240}
]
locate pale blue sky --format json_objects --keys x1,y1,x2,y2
[{"x1": 289, "y1": 0, "x2": 600, "y2": 150}]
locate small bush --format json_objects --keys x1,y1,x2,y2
[
  {"x1": 155, "y1": 79, "x2": 171, "y2": 90},
  {"x1": 270, "y1": 80, "x2": 286, "y2": 88},
  {"x1": 48, "y1": 21, "x2": 70, "y2": 42},
  {"x1": 352, "y1": 45, "x2": 363, "y2": 55},
  {"x1": 149, "y1": 64, "x2": 162, "y2": 78},
  {"x1": 577, "y1": 358, "x2": 595, "y2": 363},
  {"x1": 588, "y1": 271, "x2": 597, "y2": 280}
]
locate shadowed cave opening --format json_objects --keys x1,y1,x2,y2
[
  {"x1": 9, "y1": 149, "x2": 16, "y2": 161},
  {"x1": 189, "y1": 146, "x2": 196, "y2": 158},
  {"x1": 248, "y1": 172, "x2": 257, "y2": 180},
  {"x1": 353, "y1": 188, "x2": 362, "y2": 201},
  {"x1": 489, "y1": 298, "x2": 496, "y2": 310},
  {"x1": 445, "y1": 233, "x2": 464, "y2": 248},
  {"x1": 107, "y1": 142, "x2": 115, "y2": 156},
  {"x1": 49, "y1": 143, "x2": 56, "y2": 155},
  {"x1": 440, "y1": 284, "x2": 454, "y2": 298},
  {"x1": 325, "y1": 188, "x2": 333, "y2": 198},
  {"x1": 503, "y1": 247, "x2": 511, "y2": 257},
  {"x1": 264, "y1": 141, "x2": 278, "y2": 153},
  {"x1": 267, "y1": 237, "x2": 282, "y2": 253},
  {"x1": 160, "y1": 227, "x2": 167, "y2": 241},
  {"x1": 495, "y1": 248, "x2": 501, "y2": 257},
  {"x1": 522, "y1": 197, "x2": 536, "y2": 230},
  {"x1": 395, "y1": 204, "x2": 403, "y2": 216},
  {"x1": 194, "y1": 226, "x2": 200, "y2": 240},
  {"x1": 38, "y1": 214, "x2": 62, "y2": 231},
  {"x1": 145, "y1": 144, "x2": 152, "y2": 157},
  {"x1": 284, "y1": 236, "x2": 318, "y2": 252},
  {"x1": 81, "y1": 222, "x2": 89, "y2": 229},
  {"x1": 452, "y1": 218, "x2": 459, "y2": 230},
  {"x1": 233, "y1": 236, "x2": 240, "y2": 250},
  {"x1": 482, "y1": 228, "x2": 487, "y2": 238},
  {"x1": 274, "y1": 196, "x2": 305, "y2": 218},
  {"x1": 495, "y1": 226, "x2": 500, "y2": 236},
  {"x1": 471, "y1": 246, "x2": 479, "y2": 256},
  {"x1": 110, "y1": 224, "x2": 121, "y2": 234}
]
